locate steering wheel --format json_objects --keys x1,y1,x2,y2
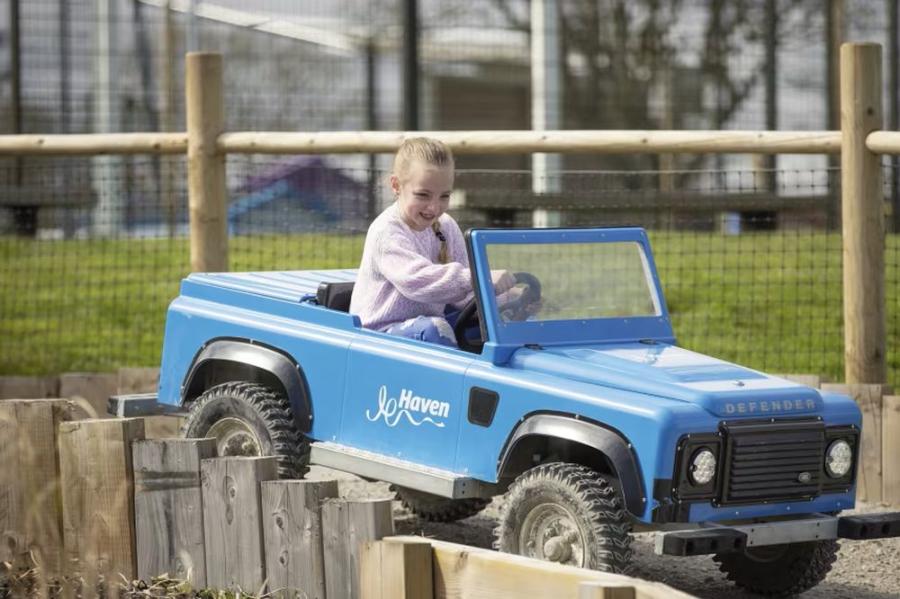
[{"x1": 454, "y1": 272, "x2": 542, "y2": 352}]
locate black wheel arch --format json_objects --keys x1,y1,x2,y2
[
  {"x1": 497, "y1": 413, "x2": 646, "y2": 517},
  {"x1": 181, "y1": 338, "x2": 312, "y2": 433}
]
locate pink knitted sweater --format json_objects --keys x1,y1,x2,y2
[{"x1": 349, "y1": 203, "x2": 474, "y2": 331}]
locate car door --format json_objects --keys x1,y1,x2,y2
[{"x1": 338, "y1": 331, "x2": 474, "y2": 471}]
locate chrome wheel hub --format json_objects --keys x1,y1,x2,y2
[
  {"x1": 208, "y1": 417, "x2": 262, "y2": 457},
  {"x1": 519, "y1": 503, "x2": 585, "y2": 566}
]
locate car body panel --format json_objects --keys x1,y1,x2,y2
[{"x1": 157, "y1": 228, "x2": 864, "y2": 525}]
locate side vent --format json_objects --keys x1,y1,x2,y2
[{"x1": 468, "y1": 387, "x2": 499, "y2": 427}]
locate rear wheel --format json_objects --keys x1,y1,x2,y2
[
  {"x1": 714, "y1": 540, "x2": 839, "y2": 597},
  {"x1": 392, "y1": 486, "x2": 490, "y2": 522},
  {"x1": 494, "y1": 462, "x2": 633, "y2": 573},
  {"x1": 182, "y1": 381, "x2": 307, "y2": 478}
]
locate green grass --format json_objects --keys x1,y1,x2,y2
[{"x1": 1, "y1": 231, "x2": 898, "y2": 387}]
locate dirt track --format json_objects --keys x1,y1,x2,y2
[{"x1": 309, "y1": 466, "x2": 900, "y2": 599}]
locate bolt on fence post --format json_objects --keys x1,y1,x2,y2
[
  {"x1": 186, "y1": 52, "x2": 228, "y2": 273},
  {"x1": 841, "y1": 42, "x2": 885, "y2": 384}
]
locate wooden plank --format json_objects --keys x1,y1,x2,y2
[
  {"x1": 822, "y1": 384, "x2": 890, "y2": 503},
  {"x1": 360, "y1": 538, "x2": 433, "y2": 599},
  {"x1": 59, "y1": 418, "x2": 145, "y2": 581},
  {"x1": 117, "y1": 368, "x2": 160, "y2": 394},
  {"x1": 201, "y1": 456, "x2": 277, "y2": 592},
  {"x1": 359, "y1": 541, "x2": 384, "y2": 599},
  {"x1": 261, "y1": 479, "x2": 339, "y2": 599},
  {"x1": 578, "y1": 581, "x2": 636, "y2": 599},
  {"x1": 142, "y1": 414, "x2": 187, "y2": 440},
  {"x1": 59, "y1": 372, "x2": 118, "y2": 418},
  {"x1": 0, "y1": 375, "x2": 58, "y2": 399},
  {"x1": 133, "y1": 438, "x2": 217, "y2": 587},
  {"x1": 322, "y1": 498, "x2": 394, "y2": 599},
  {"x1": 382, "y1": 537, "x2": 696, "y2": 599},
  {"x1": 0, "y1": 400, "x2": 87, "y2": 576},
  {"x1": 883, "y1": 396, "x2": 900, "y2": 506}
]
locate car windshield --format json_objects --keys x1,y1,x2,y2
[{"x1": 485, "y1": 241, "x2": 662, "y2": 322}]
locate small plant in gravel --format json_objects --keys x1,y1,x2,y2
[{"x1": 1, "y1": 560, "x2": 280, "y2": 599}]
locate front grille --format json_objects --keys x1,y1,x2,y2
[{"x1": 721, "y1": 419, "x2": 825, "y2": 505}]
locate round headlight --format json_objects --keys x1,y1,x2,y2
[
  {"x1": 689, "y1": 448, "x2": 717, "y2": 486},
  {"x1": 825, "y1": 439, "x2": 853, "y2": 478}
]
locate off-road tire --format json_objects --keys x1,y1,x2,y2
[
  {"x1": 494, "y1": 462, "x2": 633, "y2": 573},
  {"x1": 713, "y1": 539, "x2": 839, "y2": 597},
  {"x1": 182, "y1": 381, "x2": 308, "y2": 478},
  {"x1": 391, "y1": 486, "x2": 490, "y2": 522}
]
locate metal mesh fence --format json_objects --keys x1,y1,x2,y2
[
  {"x1": 6, "y1": 154, "x2": 898, "y2": 392},
  {"x1": 0, "y1": 155, "x2": 189, "y2": 374},
  {"x1": 1, "y1": 0, "x2": 896, "y2": 135}
]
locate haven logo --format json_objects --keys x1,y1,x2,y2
[{"x1": 366, "y1": 385, "x2": 450, "y2": 428}]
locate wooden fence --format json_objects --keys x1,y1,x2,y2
[
  {"x1": 0, "y1": 399, "x2": 693, "y2": 598},
  {"x1": 0, "y1": 43, "x2": 897, "y2": 386}
]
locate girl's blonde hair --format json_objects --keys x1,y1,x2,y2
[{"x1": 392, "y1": 137, "x2": 455, "y2": 264}]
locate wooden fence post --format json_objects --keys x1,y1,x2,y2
[
  {"x1": 840, "y1": 42, "x2": 885, "y2": 384},
  {"x1": 821, "y1": 383, "x2": 890, "y2": 503},
  {"x1": 186, "y1": 52, "x2": 227, "y2": 273},
  {"x1": 360, "y1": 538, "x2": 433, "y2": 599},
  {"x1": 261, "y1": 479, "x2": 339, "y2": 599},
  {"x1": 0, "y1": 399, "x2": 86, "y2": 576},
  {"x1": 883, "y1": 395, "x2": 900, "y2": 506},
  {"x1": 322, "y1": 498, "x2": 394, "y2": 599},
  {"x1": 58, "y1": 418, "x2": 145, "y2": 581},
  {"x1": 201, "y1": 456, "x2": 278, "y2": 592},
  {"x1": 133, "y1": 438, "x2": 217, "y2": 586}
]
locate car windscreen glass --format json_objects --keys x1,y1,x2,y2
[{"x1": 485, "y1": 241, "x2": 661, "y2": 323}]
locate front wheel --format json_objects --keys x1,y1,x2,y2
[
  {"x1": 714, "y1": 540, "x2": 839, "y2": 597},
  {"x1": 494, "y1": 462, "x2": 633, "y2": 573},
  {"x1": 182, "y1": 381, "x2": 307, "y2": 478}
]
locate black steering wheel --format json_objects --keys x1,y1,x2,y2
[{"x1": 454, "y1": 272, "x2": 542, "y2": 352}]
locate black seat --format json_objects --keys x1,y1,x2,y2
[{"x1": 316, "y1": 281, "x2": 355, "y2": 312}]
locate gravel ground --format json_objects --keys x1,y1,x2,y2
[{"x1": 309, "y1": 467, "x2": 900, "y2": 599}]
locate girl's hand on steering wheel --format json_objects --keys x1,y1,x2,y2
[{"x1": 490, "y1": 270, "x2": 517, "y2": 295}]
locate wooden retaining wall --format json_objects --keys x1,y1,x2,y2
[{"x1": 0, "y1": 399, "x2": 694, "y2": 598}]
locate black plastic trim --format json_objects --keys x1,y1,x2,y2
[
  {"x1": 672, "y1": 432, "x2": 723, "y2": 501},
  {"x1": 468, "y1": 387, "x2": 499, "y2": 427},
  {"x1": 822, "y1": 425, "x2": 859, "y2": 492},
  {"x1": 719, "y1": 417, "x2": 825, "y2": 506},
  {"x1": 497, "y1": 413, "x2": 646, "y2": 517},
  {"x1": 660, "y1": 528, "x2": 747, "y2": 556},
  {"x1": 182, "y1": 338, "x2": 312, "y2": 432},
  {"x1": 837, "y1": 512, "x2": 900, "y2": 539}
]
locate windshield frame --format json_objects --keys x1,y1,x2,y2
[{"x1": 466, "y1": 227, "x2": 675, "y2": 353}]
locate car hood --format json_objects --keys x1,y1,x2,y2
[{"x1": 509, "y1": 342, "x2": 822, "y2": 418}]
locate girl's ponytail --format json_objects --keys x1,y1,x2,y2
[{"x1": 432, "y1": 221, "x2": 449, "y2": 264}]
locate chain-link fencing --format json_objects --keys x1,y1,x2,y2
[{"x1": 4, "y1": 154, "x2": 898, "y2": 390}]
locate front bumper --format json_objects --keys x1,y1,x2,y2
[{"x1": 656, "y1": 511, "x2": 900, "y2": 556}]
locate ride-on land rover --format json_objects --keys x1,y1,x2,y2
[{"x1": 117, "y1": 227, "x2": 900, "y2": 597}]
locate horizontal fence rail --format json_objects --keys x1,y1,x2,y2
[
  {"x1": 0, "y1": 133, "x2": 189, "y2": 156},
  {"x1": 0, "y1": 131, "x2": 850, "y2": 157},
  {"x1": 216, "y1": 130, "x2": 845, "y2": 155},
  {"x1": 866, "y1": 131, "x2": 900, "y2": 154}
]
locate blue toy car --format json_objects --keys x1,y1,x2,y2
[{"x1": 132, "y1": 227, "x2": 900, "y2": 596}]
